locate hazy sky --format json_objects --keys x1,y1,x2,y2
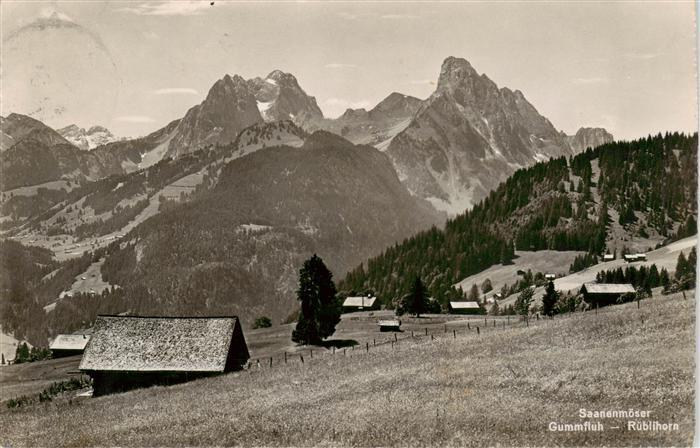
[{"x1": 1, "y1": 1, "x2": 697, "y2": 139}]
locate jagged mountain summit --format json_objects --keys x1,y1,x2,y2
[
  {"x1": 385, "y1": 56, "x2": 575, "y2": 215},
  {"x1": 2, "y1": 59, "x2": 614, "y2": 216},
  {"x1": 164, "y1": 71, "x2": 322, "y2": 159},
  {"x1": 567, "y1": 127, "x2": 614, "y2": 153},
  {"x1": 248, "y1": 70, "x2": 324, "y2": 124},
  {"x1": 57, "y1": 124, "x2": 119, "y2": 150}
]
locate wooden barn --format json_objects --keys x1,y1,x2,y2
[
  {"x1": 79, "y1": 315, "x2": 249, "y2": 396},
  {"x1": 49, "y1": 334, "x2": 90, "y2": 358},
  {"x1": 449, "y1": 301, "x2": 482, "y2": 314},
  {"x1": 580, "y1": 283, "x2": 636, "y2": 307},
  {"x1": 342, "y1": 295, "x2": 379, "y2": 312}
]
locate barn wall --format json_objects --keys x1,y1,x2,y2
[
  {"x1": 86, "y1": 370, "x2": 217, "y2": 396},
  {"x1": 224, "y1": 320, "x2": 250, "y2": 372},
  {"x1": 51, "y1": 349, "x2": 84, "y2": 359}
]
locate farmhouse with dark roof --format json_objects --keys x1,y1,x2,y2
[{"x1": 80, "y1": 315, "x2": 249, "y2": 396}]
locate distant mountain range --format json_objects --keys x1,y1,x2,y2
[
  {"x1": 1, "y1": 56, "x2": 613, "y2": 215},
  {"x1": 57, "y1": 124, "x2": 120, "y2": 150}
]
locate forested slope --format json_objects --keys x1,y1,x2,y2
[{"x1": 340, "y1": 132, "x2": 697, "y2": 308}]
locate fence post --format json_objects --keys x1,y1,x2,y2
[
  {"x1": 333, "y1": 347, "x2": 335, "y2": 355},
  {"x1": 373, "y1": 338, "x2": 376, "y2": 347},
  {"x1": 366, "y1": 342, "x2": 369, "y2": 353},
  {"x1": 425, "y1": 328, "x2": 428, "y2": 336},
  {"x1": 411, "y1": 330, "x2": 414, "y2": 338},
  {"x1": 300, "y1": 354, "x2": 304, "y2": 364},
  {"x1": 284, "y1": 352, "x2": 287, "y2": 364},
  {"x1": 391, "y1": 341, "x2": 394, "y2": 349},
  {"x1": 444, "y1": 324, "x2": 447, "y2": 333},
  {"x1": 536, "y1": 314, "x2": 539, "y2": 321},
  {"x1": 453, "y1": 329, "x2": 456, "y2": 339},
  {"x1": 596, "y1": 304, "x2": 598, "y2": 315},
  {"x1": 431, "y1": 334, "x2": 434, "y2": 340},
  {"x1": 310, "y1": 349, "x2": 313, "y2": 359},
  {"x1": 637, "y1": 297, "x2": 640, "y2": 309},
  {"x1": 394, "y1": 333, "x2": 398, "y2": 342},
  {"x1": 493, "y1": 320, "x2": 496, "y2": 327},
  {"x1": 682, "y1": 290, "x2": 687, "y2": 300},
  {"x1": 507, "y1": 316, "x2": 510, "y2": 325},
  {"x1": 269, "y1": 357, "x2": 273, "y2": 368},
  {"x1": 485, "y1": 317, "x2": 487, "y2": 326},
  {"x1": 476, "y1": 326, "x2": 480, "y2": 335},
  {"x1": 344, "y1": 349, "x2": 346, "y2": 356},
  {"x1": 467, "y1": 322, "x2": 470, "y2": 330}
]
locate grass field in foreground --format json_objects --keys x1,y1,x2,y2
[{"x1": 0, "y1": 291, "x2": 694, "y2": 447}]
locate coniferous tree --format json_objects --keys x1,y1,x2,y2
[
  {"x1": 541, "y1": 281, "x2": 559, "y2": 317},
  {"x1": 514, "y1": 287, "x2": 534, "y2": 317},
  {"x1": 468, "y1": 283, "x2": 480, "y2": 302},
  {"x1": 489, "y1": 300, "x2": 500, "y2": 316},
  {"x1": 675, "y1": 252, "x2": 689, "y2": 280},
  {"x1": 397, "y1": 276, "x2": 429, "y2": 317},
  {"x1": 14, "y1": 342, "x2": 30, "y2": 364},
  {"x1": 291, "y1": 254, "x2": 340, "y2": 345}
]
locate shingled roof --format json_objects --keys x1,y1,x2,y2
[
  {"x1": 449, "y1": 301, "x2": 480, "y2": 309},
  {"x1": 343, "y1": 296, "x2": 377, "y2": 307},
  {"x1": 79, "y1": 316, "x2": 242, "y2": 372},
  {"x1": 50, "y1": 334, "x2": 90, "y2": 351},
  {"x1": 582, "y1": 283, "x2": 636, "y2": 294}
]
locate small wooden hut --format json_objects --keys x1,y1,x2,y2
[
  {"x1": 342, "y1": 295, "x2": 379, "y2": 312},
  {"x1": 378, "y1": 320, "x2": 401, "y2": 332},
  {"x1": 449, "y1": 301, "x2": 482, "y2": 315},
  {"x1": 580, "y1": 283, "x2": 636, "y2": 307},
  {"x1": 49, "y1": 334, "x2": 90, "y2": 358}
]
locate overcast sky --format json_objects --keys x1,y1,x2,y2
[{"x1": 1, "y1": 1, "x2": 697, "y2": 140}]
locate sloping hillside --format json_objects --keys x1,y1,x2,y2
[
  {"x1": 453, "y1": 249, "x2": 585, "y2": 297},
  {"x1": 0, "y1": 291, "x2": 693, "y2": 447},
  {"x1": 497, "y1": 235, "x2": 696, "y2": 310}
]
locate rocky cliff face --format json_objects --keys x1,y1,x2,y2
[
  {"x1": 567, "y1": 127, "x2": 614, "y2": 153},
  {"x1": 161, "y1": 71, "x2": 322, "y2": 159},
  {"x1": 165, "y1": 74, "x2": 262, "y2": 159},
  {"x1": 385, "y1": 57, "x2": 573, "y2": 214},
  {"x1": 248, "y1": 70, "x2": 324, "y2": 124}
]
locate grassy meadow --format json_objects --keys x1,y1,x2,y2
[{"x1": 0, "y1": 290, "x2": 694, "y2": 447}]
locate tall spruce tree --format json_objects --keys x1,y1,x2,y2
[
  {"x1": 514, "y1": 287, "x2": 534, "y2": 317},
  {"x1": 291, "y1": 254, "x2": 340, "y2": 345},
  {"x1": 398, "y1": 276, "x2": 428, "y2": 317},
  {"x1": 541, "y1": 281, "x2": 559, "y2": 316}
]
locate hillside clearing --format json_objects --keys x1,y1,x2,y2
[
  {"x1": 0, "y1": 290, "x2": 693, "y2": 447},
  {"x1": 499, "y1": 235, "x2": 696, "y2": 309},
  {"x1": 454, "y1": 249, "x2": 584, "y2": 296}
]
